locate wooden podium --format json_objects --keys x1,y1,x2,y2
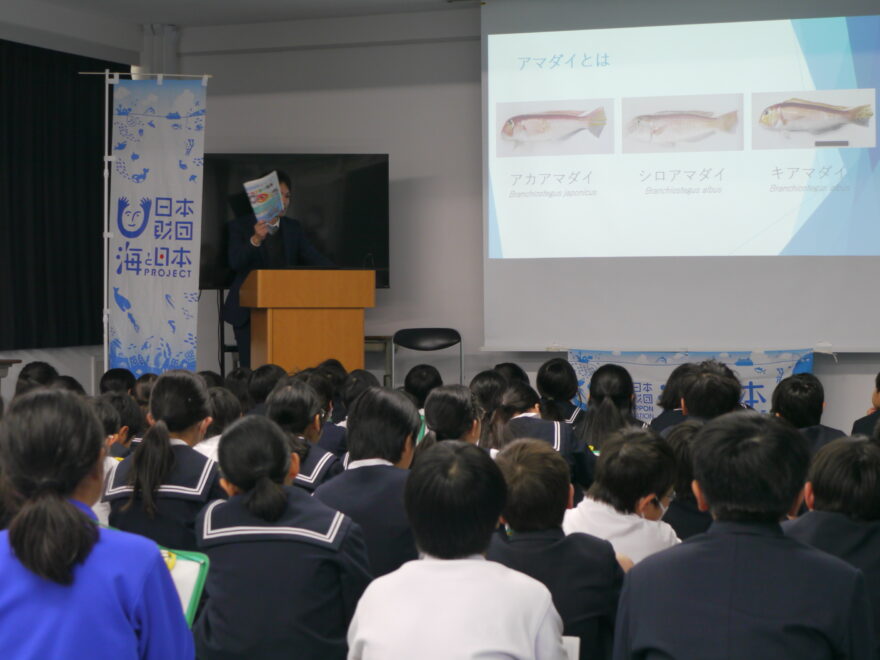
[{"x1": 240, "y1": 270, "x2": 375, "y2": 372}]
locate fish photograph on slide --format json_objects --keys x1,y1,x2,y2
[
  {"x1": 752, "y1": 89, "x2": 876, "y2": 150},
  {"x1": 622, "y1": 93, "x2": 744, "y2": 154},
  {"x1": 495, "y1": 98, "x2": 613, "y2": 158}
]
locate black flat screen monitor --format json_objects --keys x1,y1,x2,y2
[{"x1": 200, "y1": 153, "x2": 389, "y2": 289}]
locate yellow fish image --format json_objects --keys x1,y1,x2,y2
[
  {"x1": 501, "y1": 108, "x2": 606, "y2": 143},
  {"x1": 627, "y1": 110, "x2": 738, "y2": 145},
  {"x1": 759, "y1": 98, "x2": 873, "y2": 134}
]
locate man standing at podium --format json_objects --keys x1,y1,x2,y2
[{"x1": 223, "y1": 171, "x2": 332, "y2": 368}]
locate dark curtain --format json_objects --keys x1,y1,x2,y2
[{"x1": 0, "y1": 39, "x2": 125, "y2": 350}]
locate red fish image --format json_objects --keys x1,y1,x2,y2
[
  {"x1": 501, "y1": 108, "x2": 606, "y2": 143},
  {"x1": 759, "y1": 98, "x2": 873, "y2": 134}
]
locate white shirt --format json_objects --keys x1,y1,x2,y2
[
  {"x1": 194, "y1": 434, "x2": 221, "y2": 463},
  {"x1": 562, "y1": 497, "x2": 680, "y2": 564},
  {"x1": 348, "y1": 555, "x2": 566, "y2": 660},
  {"x1": 346, "y1": 458, "x2": 393, "y2": 471},
  {"x1": 92, "y1": 456, "x2": 119, "y2": 526}
]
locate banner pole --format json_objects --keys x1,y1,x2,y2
[{"x1": 102, "y1": 69, "x2": 110, "y2": 373}]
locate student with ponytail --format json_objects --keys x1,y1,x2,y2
[
  {"x1": 537, "y1": 358, "x2": 587, "y2": 437},
  {"x1": 581, "y1": 364, "x2": 642, "y2": 452},
  {"x1": 194, "y1": 415, "x2": 371, "y2": 659},
  {"x1": 469, "y1": 369, "x2": 509, "y2": 447},
  {"x1": 104, "y1": 370, "x2": 225, "y2": 550},
  {"x1": 412, "y1": 385, "x2": 481, "y2": 464},
  {"x1": 0, "y1": 390, "x2": 192, "y2": 659},
  {"x1": 266, "y1": 377, "x2": 343, "y2": 493}
]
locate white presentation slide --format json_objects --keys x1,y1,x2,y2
[{"x1": 487, "y1": 16, "x2": 879, "y2": 259}]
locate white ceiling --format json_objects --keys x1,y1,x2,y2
[{"x1": 39, "y1": 0, "x2": 481, "y2": 27}]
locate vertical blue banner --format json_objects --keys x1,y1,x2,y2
[
  {"x1": 108, "y1": 78, "x2": 206, "y2": 375},
  {"x1": 568, "y1": 349, "x2": 814, "y2": 423}
]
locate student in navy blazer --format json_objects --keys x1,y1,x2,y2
[
  {"x1": 614, "y1": 412, "x2": 875, "y2": 660},
  {"x1": 489, "y1": 440, "x2": 623, "y2": 660},
  {"x1": 222, "y1": 171, "x2": 332, "y2": 367},
  {"x1": 771, "y1": 373, "x2": 845, "y2": 455},
  {"x1": 315, "y1": 387, "x2": 420, "y2": 577},
  {"x1": 266, "y1": 377, "x2": 342, "y2": 493},
  {"x1": 194, "y1": 416, "x2": 371, "y2": 660},
  {"x1": 784, "y1": 436, "x2": 880, "y2": 649},
  {"x1": 104, "y1": 371, "x2": 225, "y2": 551}
]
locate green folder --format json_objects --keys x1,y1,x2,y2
[{"x1": 159, "y1": 547, "x2": 210, "y2": 627}]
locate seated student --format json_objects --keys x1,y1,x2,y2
[
  {"x1": 412, "y1": 385, "x2": 481, "y2": 465},
  {"x1": 404, "y1": 364, "x2": 443, "y2": 443},
  {"x1": 49, "y1": 375, "x2": 87, "y2": 395},
  {"x1": 104, "y1": 370, "x2": 226, "y2": 551},
  {"x1": 0, "y1": 389, "x2": 192, "y2": 659},
  {"x1": 852, "y1": 371, "x2": 880, "y2": 437},
  {"x1": 772, "y1": 373, "x2": 845, "y2": 455},
  {"x1": 490, "y1": 381, "x2": 594, "y2": 494},
  {"x1": 133, "y1": 372, "x2": 157, "y2": 417},
  {"x1": 223, "y1": 366, "x2": 253, "y2": 413},
  {"x1": 295, "y1": 368, "x2": 347, "y2": 457},
  {"x1": 563, "y1": 429, "x2": 679, "y2": 563},
  {"x1": 662, "y1": 361, "x2": 741, "y2": 436},
  {"x1": 649, "y1": 363, "x2": 699, "y2": 434},
  {"x1": 13, "y1": 360, "x2": 58, "y2": 398},
  {"x1": 348, "y1": 441, "x2": 565, "y2": 659},
  {"x1": 614, "y1": 412, "x2": 875, "y2": 659},
  {"x1": 783, "y1": 436, "x2": 880, "y2": 645},
  {"x1": 247, "y1": 363, "x2": 287, "y2": 416},
  {"x1": 314, "y1": 387, "x2": 419, "y2": 577},
  {"x1": 101, "y1": 391, "x2": 146, "y2": 457},
  {"x1": 335, "y1": 369, "x2": 381, "y2": 429},
  {"x1": 266, "y1": 378, "x2": 342, "y2": 493},
  {"x1": 194, "y1": 416, "x2": 371, "y2": 660},
  {"x1": 494, "y1": 361, "x2": 530, "y2": 386},
  {"x1": 100, "y1": 367, "x2": 136, "y2": 394},
  {"x1": 469, "y1": 369, "x2": 508, "y2": 447},
  {"x1": 488, "y1": 439, "x2": 624, "y2": 660},
  {"x1": 89, "y1": 396, "x2": 128, "y2": 525},
  {"x1": 316, "y1": 358, "x2": 349, "y2": 423},
  {"x1": 581, "y1": 364, "x2": 643, "y2": 452},
  {"x1": 197, "y1": 370, "x2": 223, "y2": 389},
  {"x1": 537, "y1": 357, "x2": 587, "y2": 435},
  {"x1": 194, "y1": 386, "x2": 242, "y2": 463},
  {"x1": 661, "y1": 420, "x2": 712, "y2": 540}
]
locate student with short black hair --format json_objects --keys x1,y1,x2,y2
[
  {"x1": 564, "y1": 429, "x2": 678, "y2": 563},
  {"x1": 0, "y1": 389, "x2": 192, "y2": 659},
  {"x1": 133, "y1": 372, "x2": 157, "y2": 415},
  {"x1": 772, "y1": 373, "x2": 845, "y2": 455},
  {"x1": 315, "y1": 387, "x2": 419, "y2": 576},
  {"x1": 104, "y1": 370, "x2": 225, "y2": 550},
  {"x1": 49, "y1": 374, "x2": 87, "y2": 395},
  {"x1": 247, "y1": 363, "x2": 287, "y2": 415},
  {"x1": 223, "y1": 366, "x2": 253, "y2": 413},
  {"x1": 317, "y1": 358, "x2": 348, "y2": 423},
  {"x1": 581, "y1": 364, "x2": 642, "y2": 451},
  {"x1": 404, "y1": 364, "x2": 442, "y2": 444},
  {"x1": 494, "y1": 361, "x2": 530, "y2": 386},
  {"x1": 469, "y1": 369, "x2": 508, "y2": 447},
  {"x1": 266, "y1": 378, "x2": 342, "y2": 492},
  {"x1": 852, "y1": 371, "x2": 880, "y2": 437},
  {"x1": 194, "y1": 386, "x2": 242, "y2": 463},
  {"x1": 296, "y1": 369, "x2": 347, "y2": 457},
  {"x1": 100, "y1": 367, "x2": 136, "y2": 394},
  {"x1": 489, "y1": 439, "x2": 623, "y2": 660},
  {"x1": 649, "y1": 363, "x2": 699, "y2": 433},
  {"x1": 661, "y1": 419, "x2": 711, "y2": 540},
  {"x1": 614, "y1": 412, "x2": 875, "y2": 659},
  {"x1": 194, "y1": 416, "x2": 371, "y2": 660},
  {"x1": 339, "y1": 369, "x2": 381, "y2": 423},
  {"x1": 784, "y1": 436, "x2": 880, "y2": 647},
  {"x1": 15, "y1": 360, "x2": 58, "y2": 390},
  {"x1": 413, "y1": 385, "x2": 481, "y2": 464},
  {"x1": 89, "y1": 396, "x2": 126, "y2": 524},
  {"x1": 679, "y1": 363, "x2": 741, "y2": 422},
  {"x1": 348, "y1": 441, "x2": 566, "y2": 659},
  {"x1": 101, "y1": 390, "x2": 146, "y2": 455}
]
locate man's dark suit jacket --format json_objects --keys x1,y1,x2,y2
[
  {"x1": 662, "y1": 498, "x2": 712, "y2": 540},
  {"x1": 852, "y1": 409, "x2": 880, "y2": 438},
  {"x1": 313, "y1": 465, "x2": 418, "y2": 577},
  {"x1": 613, "y1": 521, "x2": 874, "y2": 660},
  {"x1": 784, "y1": 510, "x2": 880, "y2": 648},
  {"x1": 222, "y1": 215, "x2": 331, "y2": 328},
  {"x1": 488, "y1": 528, "x2": 623, "y2": 660},
  {"x1": 800, "y1": 424, "x2": 846, "y2": 455}
]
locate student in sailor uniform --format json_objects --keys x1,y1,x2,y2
[
  {"x1": 0, "y1": 390, "x2": 192, "y2": 660},
  {"x1": 488, "y1": 381, "x2": 595, "y2": 496},
  {"x1": 648, "y1": 363, "x2": 699, "y2": 434},
  {"x1": 315, "y1": 387, "x2": 420, "y2": 577},
  {"x1": 469, "y1": 369, "x2": 508, "y2": 448},
  {"x1": 489, "y1": 439, "x2": 624, "y2": 660},
  {"x1": 194, "y1": 386, "x2": 242, "y2": 464},
  {"x1": 404, "y1": 364, "x2": 443, "y2": 444},
  {"x1": 537, "y1": 357, "x2": 589, "y2": 440},
  {"x1": 266, "y1": 377, "x2": 342, "y2": 493},
  {"x1": 194, "y1": 416, "x2": 371, "y2": 660},
  {"x1": 563, "y1": 428, "x2": 679, "y2": 564},
  {"x1": 104, "y1": 370, "x2": 226, "y2": 551},
  {"x1": 294, "y1": 368, "x2": 348, "y2": 458},
  {"x1": 783, "y1": 436, "x2": 880, "y2": 648}
]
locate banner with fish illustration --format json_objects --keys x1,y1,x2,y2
[
  {"x1": 108, "y1": 78, "x2": 206, "y2": 375},
  {"x1": 568, "y1": 349, "x2": 814, "y2": 424}
]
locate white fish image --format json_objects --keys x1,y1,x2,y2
[
  {"x1": 759, "y1": 98, "x2": 873, "y2": 135},
  {"x1": 627, "y1": 110, "x2": 738, "y2": 146},
  {"x1": 501, "y1": 108, "x2": 606, "y2": 143}
]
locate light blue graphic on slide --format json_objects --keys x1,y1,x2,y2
[
  {"x1": 487, "y1": 177, "x2": 503, "y2": 258},
  {"x1": 782, "y1": 16, "x2": 880, "y2": 255},
  {"x1": 568, "y1": 349, "x2": 812, "y2": 420}
]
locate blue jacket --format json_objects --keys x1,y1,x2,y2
[
  {"x1": 222, "y1": 215, "x2": 332, "y2": 328},
  {"x1": 0, "y1": 500, "x2": 193, "y2": 659}
]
